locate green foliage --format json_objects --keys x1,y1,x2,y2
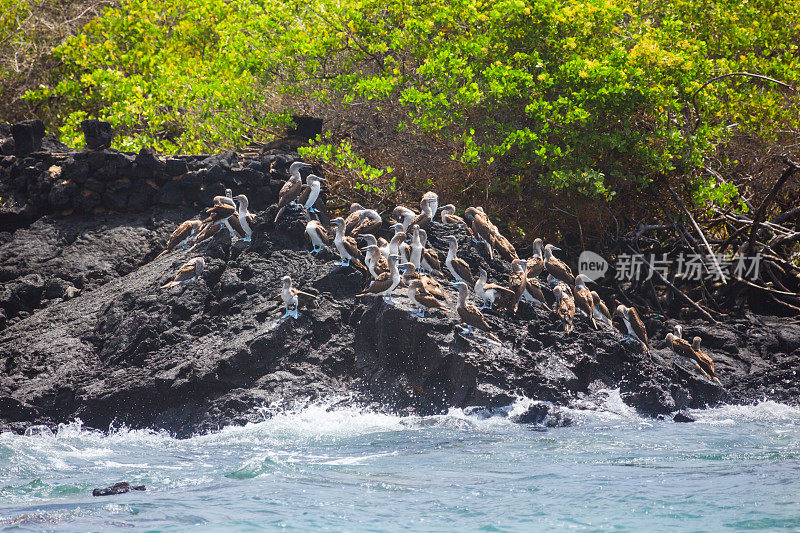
[{"x1": 22, "y1": 0, "x2": 800, "y2": 204}]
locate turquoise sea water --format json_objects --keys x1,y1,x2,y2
[{"x1": 1, "y1": 392, "x2": 799, "y2": 531}]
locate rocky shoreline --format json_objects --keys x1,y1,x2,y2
[{"x1": 1, "y1": 122, "x2": 799, "y2": 437}]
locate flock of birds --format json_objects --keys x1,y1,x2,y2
[{"x1": 156, "y1": 161, "x2": 721, "y2": 385}]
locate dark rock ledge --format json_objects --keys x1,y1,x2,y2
[{"x1": 1, "y1": 129, "x2": 799, "y2": 437}]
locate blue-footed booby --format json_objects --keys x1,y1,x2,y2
[
  {"x1": 392, "y1": 206, "x2": 417, "y2": 232},
  {"x1": 330, "y1": 217, "x2": 365, "y2": 268},
  {"x1": 552, "y1": 284, "x2": 575, "y2": 333},
  {"x1": 276, "y1": 275, "x2": 317, "y2": 319},
  {"x1": 445, "y1": 236, "x2": 475, "y2": 285},
  {"x1": 510, "y1": 258, "x2": 551, "y2": 311},
  {"x1": 613, "y1": 305, "x2": 650, "y2": 355},
  {"x1": 590, "y1": 290, "x2": 612, "y2": 327},
  {"x1": 297, "y1": 174, "x2": 327, "y2": 213},
  {"x1": 401, "y1": 265, "x2": 451, "y2": 305},
  {"x1": 162, "y1": 257, "x2": 204, "y2": 288},
  {"x1": 305, "y1": 219, "x2": 329, "y2": 253},
  {"x1": 666, "y1": 331, "x2": 719, "y2": 383},
  {"x1": 407, "y1": 279, "x2": 452, "y2": 317},
  {"x1": 157, "y1": 220, "x2": 204, "y2": 258},
  {"x1": 691, "y1": 336, "x2": 720, "y2": 384},
  {"x1": 363, "y1": 244, "x2": 389, "y2": 279},
  {"x1": 464, "y1": 207, "x2": 495, "y2": 259},
  {"x1": 388, "y1": 232, "x2": 406, "y2": 258},
  {"x1": 357, "y1": 254, "x2": 401, "y2": 304},
  {"x1": 208, "y1": 189, "x2": 236, "y2": 236},
  {"x1": 229, "y1": 194, "x2": 253, "y2": 242},
  {"x1": 408, "y1": 198, "x2": 433, "y2": 230},
  {"x1": 410, "y1": 225, "x2": 424, "y2": 272},
  {"x1": 452, "y1": 281, "x2": 499, "y2": 340},
  {"x1": 573, "y1": 274, "x2": 597, "y2": 329},
  {"x1": 421, "y1": 191, "x2": 439, "y2": 220},
  {"x1": 527, "y1": 238, "x2": 544, "y2": 278},
  {"x1": 274, "y1": 161, "x2": 311, "y2": 222},
  {"x1": 351, "y1": 209, "x2": 383, "y2": 236},
  {"x1": 475, "y1": 268, "x2": 515, "y2": 311},
  {"x1": 544, "y1": 244, "x2": 575, "y2": 286},
  {"x1": 344, "y1": 203, "x2": 367, "y2": 235}
]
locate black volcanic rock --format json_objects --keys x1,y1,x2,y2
[
  {"x1": 10, "y1": 120, "x2": 45, "y2": 155},
  {"x1": 81, "y1": 120, "x2": 113, "y2": 150}
]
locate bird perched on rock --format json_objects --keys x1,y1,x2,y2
[
  {"x1": 544, "y1": 244, "x2": 575, "y2": 286},
  {"x1": 344, "y1": 203, "x2": 367, "y2": 235},
  {"x1": 573, "y1": 274, "x2": 597, "y2": 329},
  {"x1": 351, "y1": 209, "x2": 383, "y2": 236},
  {"x1": 527, "y1": 238, "x2": 544, "y2": 278},
  {"x1": 330, "y1": 217, "x2": 365, "y2": 268},
  {"x1": 228, "y1": 194, "x2": 253, "y2": 242},
  {"x1": 691, "y1": 336, "x2": 721, "y2": 384},
  {"x1": 157, "y1": 220, "x2": 203, "y2": 258},
  {"x1": 445, "y1": 236, "x2": 475, "y2": 285},
  {"x1": 590, "y1": 290, "x2": 612, "y2": 327},
  {"x1": 452, "y1": 281, "x2": 499, "y2": 341},
  {"x1": 305, "y1": 219, "x2": 329, "y2": 254},
  {"x1": 274, "y1": 161, "x2": 311, "y2": 222},
  {"x1": 189, "y1": 221, "x2": 222, "y2": 248},
  {"x1": 420, "y1": 191, "x2": 439, "y2": 220},
  {"x1": 440, "y1": 204, "x2": 472, "y2": 236},
  {"x1": 363, "y1": 244, "x2": 389, "y2": 279},
  {"x1": 388, "y1": 232, "x2": 406, "y2": 259},
  {"x1": 206, "y1": 189, "x2": 235, "y2": 236},
  {"x1": 392, "y1": 206, "x2": 417, "y2": 232},
  {"x1": 202, "y1": 198, "x2": 236, "y2": 226},
  {"x1": 161, "y1": 257, "x2": 205, "y2": 289},
  {"x1": 509, "y1": 259, "x2": 550, "y2": 313},
  {"x1": 410, "y1": 225, "x2": 425, "y2": 272},
  {"x1": 464, "y1": 207, "x2": 495, "y2": 259},
  {"x1": 552, "y1": 284, "x2": 575, "y2": 333},
  {"x1": 475, "y1": 268, "x2": 515, "y2": 311},
  {"x1": 614, "y1": 304, "x2": 650, "y2": 355},
  {"x1": 358, "y1": 254, "x2": 402, "y2": 304},
  {"x1": 275, "y1": 275, "x2": 317, "y2": 319},
  {"x1": 407, "y1": 279, "x2": 451, "y2": 318},
  {"x1": 400, "y1": 265, "x2": 451, "y2": 305},
  {"x1": 297, "y1": 174, "x2": 327, "y2": 214},
  {"x1": 408, "y1": 198, "x2": 434, "y2": 230}
]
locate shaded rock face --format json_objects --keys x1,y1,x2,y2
[
  {"x1": 81, "y1": 120, "x2": 113, "y2": 150},
  {"x1": 0, "y1": 190, "x2": 797, "y2": 437}
]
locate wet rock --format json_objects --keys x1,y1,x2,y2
[
  {"x1": 92, "y1": 482, "x2": 146, "y2": 497},
  {"x1": 673, "y1": 411, "x2": 695, "y2": 423}
]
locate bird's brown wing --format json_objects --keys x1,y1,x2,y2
[
  {"x1": 458, "y1": 304, "x2": 491, "y2": 331},
  {"x1": 574, "y1": 287, "x2": 594, "y2": 317},
  {"x1": 472, "y1": 216, "x2": 494, "y2": 244},
  {"x1": 359, "y1": 273, "x2": 393, "y2": 295},
  {"x1": 545, "y1": 258, "x2": 575, "y2": 285},
  {"x1": 694, "y1": 349, "x2": 717, "y2": 379},
  {"x1": 373, "y1": 255, "x2": 389, "y2": 276},
  {"x1": 297, "y1": 185, "x2": 311, "y2": 207},
  {"x1": 344, "y1": 211, "x2": 362, "y2": 235},
  {"x1": 278, "y1": 179, "x2": 302, "y2": 208},
  {"x1": 527, "y1": 256, "x2": 543, "y2": 278},
  {"x1": 671, "y1": 338, "x2": 713, "y2": 380},
  {"x1": 422, "y1": 276, "x2": 449, "y2": 302},
  {"x1": 165, "y1": 221, "x2": 195, "y2": 250},
  {"x1": 595, "y1": 297, "x2": 612, "y2": 322},
  {"x1": 202, "y1": 203, "x2": 236, "y2": 224},
  {"x1": 173, "y1": 262, "x2": 198, "y2": 283},
  {"x1": 508, "y1": 271, "x2": 526, "y2": 309},
  {"x1": 343, "y1": 236, "x2": 363, "y2": 262},
  {"x1": 193, "y1": 222, "x2": 221, "y2": 244},
  {"x1": 422, "y1": 248, "x2": 441, "y2": 271},
  {"x1": 527, "y1": 278, "x2": 551, "y2": 310},
  {"x1": 292, "y1": 289, "x2": 318, "y2": 308},
  {"x1": 451, "y1": 258, "x2": 475, "y2": 285},
  {"x1": 228, "y1": 214, "x2": 246, "y2": 238},
  {"x1": 494, "y1": 234, "x2": 518, "y2": 261},
  {"x1": 628, "y1": 307, "x2": 649, "y2": 348},
  {"x1": 409, "y1": 213, "x2": 431, "y2": 230},
  {"x1": 353, "y1": 219, "x2": 382, "y2": 236},
  {"x1": 416, "y1": 289, "x2": 449, "y2": 310}
]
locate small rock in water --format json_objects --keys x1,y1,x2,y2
[
  {"x1": 673, "y1": 411, "x2": 696, "y2": 423},
  {"x1": 92, "y1": 482, "x2": 146, "y2": 497}
]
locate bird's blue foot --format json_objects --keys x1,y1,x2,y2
[
  {"x1": 281, "y1": 310, "x2": 292, "y2": 319},
  {"x1": 416, "y1": 307, "x2": 426, "y2": 318},
  {"x1": 242, "y1": 236, "x2": 251, "y2": 242},
  {"x1": 229, "y1": 231, "x2": 236, "y2": 238},
  {"x1": 291, "y1": 308, "x2": 299, "y2": 319},
  {"x1": 308, "y1": 207, "x2": 317, "y2": 214},
  {"x1": 472, "y1": 238, "x2": 479, "y2": 243},
  {"x1": 460, "y1": 326, "x2": 472, "y2": 335},
  {"x1": 383, "y1": 295, "x2": 394, "y2": 305}
]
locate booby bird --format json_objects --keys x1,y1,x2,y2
[
  {"x1": 440, "y1": 204, "x2": 472, "y2": 236},
  {"x1": 464, "y1": 207, "x2": 495, "y2": 259},
  {"x1": 665, "y1": 332, "x2": 719, "y2": 383},
  {"x1": 421, "y1": 246, "x2": 442, "y2": 276},
  {"x1": 445, "y1": 236, "x2": 475, "y2": 285},
  {"x1": 407, "y1": 279, "x2": 451, "y2": 317},
  {"x1": 401, "y1": 265, "x2": 451, "y2": 304},
  {"x1": 552, "y1": 284, "x2": 575, "y2": 333},
  {"x1": 410, "y1": 225, "x2": 424, "y2": 272},
  {"x1": 206, "y1": 189, "x2": 236, "y2": 236},
  {"x1": 351, "y1": 209, "x2": 383, "y2": 236},
  {"x1": 573, "y1": 274, "x2": 597, "y2": 329},
  {"x1": 276, "y1": 275, "x2": 317, "y2": 319},
  {"x1": 420, "y1": 191, "x2": 439, "y2": 220},
  {"x1": 452, "y1": 281, "x2": 499, "y2": 340},
  {"x1": 590, "y1": 290, "x2": 612, "y2": 327},
  {"x1": 305, "y1": 219, "x2": 329, "y2": 253},
  {"x1": 330, "y1": 217, "x2": 365, "y2": 268},
  {"x1": 274, "y1": 161, "x2": 311, "y2": 222},
  {"x1": 544, "y1": 244, "x2": 575, "y2": 286},
  {"x1": 510, "y1": 259, "x2": 550, "y2": 313},
  {"x1": 408, "y1": 198, "x2": 433, "y2": 231},
  {"x1": 392, "y1": 206, "x2": 417, "y2": 232},
  {"x1": 157, "y1": 220, "x2": 203, "y2": 258},
  {"x1": 527, "y1": 238, "x2": 544, "y2": 278},
  {"x1": 357, "y1": 254, "x2": 401, "y2": 304},
  {"x1": 491, "y1": 229, "x2": 518, "y2": 262},
  {"x1": 475, "y1": 268, "x2": 515, "y2": 311},
  {"x1": 161, "y1": 257, "x2": 204, "y2": 288},
  {"x1": 613, "y1": 305, "x2": 650, "y2": 355},
  {"x1": 363, "y1": 244, "x2": 389, "y2": 279},
  {"x1": 388, "y1": 232, "x2": 406, "y2": 258},
  {"x1": 344, "y1": 203, "x2": 367, "y2": 235},
  {"x1": 189, "y1": 221, "x2": 222, "y2": 247},
  {"x1": 691, "y1": 337, "x2": 721, "y2": 384},
  {"x1": 229, "y1": 194, "x2": 253, "y2": 242},
  {"x1": 202, "y1": 199, "x2": 236, "y2": 226},
  {"x1": 296, "y1": 174, "x2": 327, "y2": 213}
]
